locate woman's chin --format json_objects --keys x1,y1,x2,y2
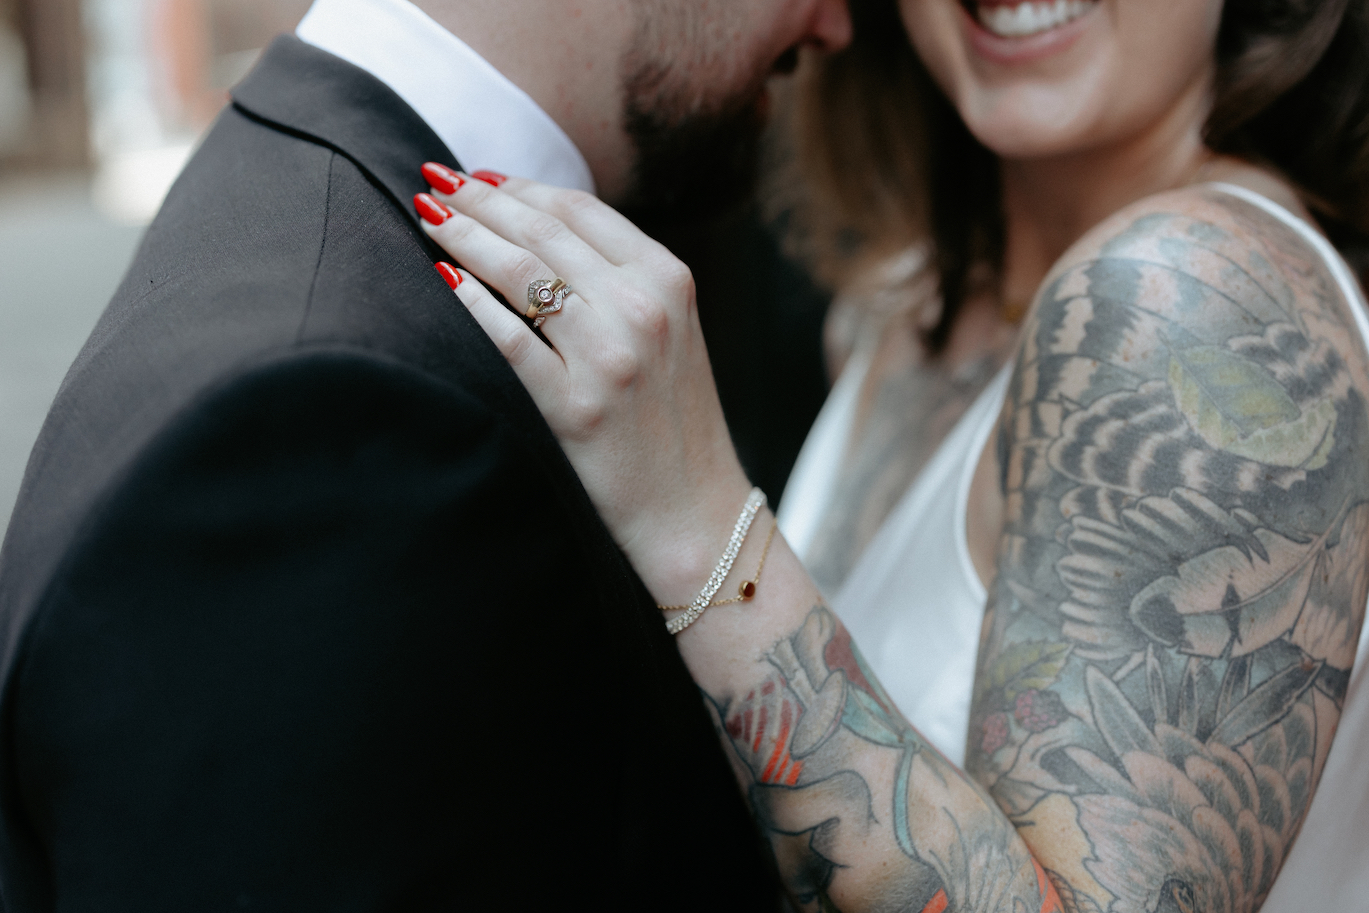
[
  {"x1": 958, "y1": 83, "x2": 1108, "y2": 161},
  {"x1": 922, "y1": 0, "x2": 1117, "y2": 160},
  {"x1": 970, "y1": 124, "x2": 1090, "y2": 163}
]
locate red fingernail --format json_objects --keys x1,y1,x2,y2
[
  {"x1": 471, "y1": 170, "x2": 507, "y2": 187},
  {"x1": 422, "y1": 162, "x2": 465, "y2": 194},
  {"x1": 415, "y1": 193, "x2": 451, "y2": 225},
  {"x1": 435, "y1": 262, "x2": 463, "y2": 289}
]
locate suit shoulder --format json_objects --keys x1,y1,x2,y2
[{"x1": 0, "y1": 346, "x2": 502, "y2": 627}]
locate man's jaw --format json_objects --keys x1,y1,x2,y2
[
  {"x1": 614, "y1": 32, "x2": 813, "y2": 218},
  {"x1": 617, "y1": 44, "x2": 793, "y2": 220}
]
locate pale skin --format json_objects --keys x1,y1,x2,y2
[{"x1": 411, "y1": 0, "x2": 1369, "y2": 910}]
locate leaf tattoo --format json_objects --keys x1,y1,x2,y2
[
  {"x1": 1167, "y1": 341, "x2": 1336, "y2": 470},
  {"x1": 980, "y1": 642, "x2": 1073, "y2": 706}
]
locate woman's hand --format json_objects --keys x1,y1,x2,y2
[{"x1": 416, "y1": 170, "x2": 754, "y2": 603}]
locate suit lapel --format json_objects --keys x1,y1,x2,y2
[{"x1": 232, "y1": 36, "x2": 459, "y2": 244}]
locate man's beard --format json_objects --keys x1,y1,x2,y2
[{"x1": 617, "y1": 57, "x2": 772, "y2": 221}]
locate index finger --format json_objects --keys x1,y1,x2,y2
[
  {"x1": 429, "y1": 175, "x2": 610, "y2": 284},
  {"x1": 496, "y1": 178, "x2": 672, "y2": 269}
]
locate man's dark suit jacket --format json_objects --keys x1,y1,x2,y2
[{"x1": 0, "y1": 37, "x2": 779, "y2": 911}]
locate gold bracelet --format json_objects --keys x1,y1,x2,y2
[
  {"x1": 660, "y1": 489, "x2": 767, "y2": 635},
  {"x1": 658, "y1": 519, "x2": 778, "y2": 613}
]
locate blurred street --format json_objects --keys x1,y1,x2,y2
[
  {"x1": 0, "y1": 0, "x2": 312, "y2": 533},
  {"x1": 0, "y1": 173, "x2": 143, "y2": 531}
]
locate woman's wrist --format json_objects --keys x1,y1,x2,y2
[{"x1": 620, "y1": 471, "x2": 759, "y2": 609}]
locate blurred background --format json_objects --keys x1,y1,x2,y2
[
  {"x1": 0, "y1": 0, "x2": 830, "y2": 534},
  {"x1": 0, "y1": 0, "x2": 312, "y2": 529}
]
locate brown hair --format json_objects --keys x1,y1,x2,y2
[{"x1": 782, "y1": 0, "x2": 1369, "y2": 355}]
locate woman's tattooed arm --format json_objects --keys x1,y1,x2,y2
[
  {"x1": 695, "y1": 188, "x2": 1369, "y2": 912},
  {"x1": 705, "y1": 604, "x2": 1060, "y2": 913},
  {"x1": 970, "y1": 187, "x2": 1369, "y2": 912}
]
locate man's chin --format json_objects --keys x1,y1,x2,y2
[{"x1": 619, "y1": 97, "x2": 768, "y2": 222}]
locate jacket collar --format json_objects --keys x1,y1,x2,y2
[
  {"x1": 294, "y1": 0, "x2": 595, "y2": 195},
  {"x1": 231, "y1": 35, "x2": 459, "y2": 232}
]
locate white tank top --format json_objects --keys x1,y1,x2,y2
[{"x1": 777, "y1": 183, "x2": 1369, "y2": 911}]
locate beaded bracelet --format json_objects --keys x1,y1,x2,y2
[{"x1": 662, "y1": 488, "x2": 766, "y2": 635}]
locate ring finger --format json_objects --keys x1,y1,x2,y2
[
  {"x1": 419, "y1": 194, "x2": 595, "y2": 339},
  {"x1": 419, "y1": 193, "x2": 559, "y2": 305}
]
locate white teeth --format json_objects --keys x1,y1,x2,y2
[{"x1": 978, "y1": 0, "x2": 1095, "y2": 38}]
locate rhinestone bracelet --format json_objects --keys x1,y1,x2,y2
[
  {"x1": 657, "y1": 520, "x2": 778, "y2": 611},
  {"x1": 664, "y1": 488, "x2": 767, "y2": 635}
]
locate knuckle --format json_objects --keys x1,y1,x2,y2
[
  {"x1": 623, "y1": 293, "x2": 671, "y2": 345},
  {"x1": 563, "y1": 392, "x2": 607, "y2": 435},
  {"x1": 501, "y1": 325, "x2": 538, "y2": 368},
  {"x1": 661, "y1": 260, "x2": 696, "y2": 299},
  {"x1": 555, "y1": 189, "x2": 599, "y2": 220},
  {"x1": 521, "y1": 213, "x2": 567, "y2": 247},
  {"x1": 599, "y1": 343, "x2": 643, "y2": 390},
  {"x1": 508, "y1": 250, "x2": 546, "y2": 283}
]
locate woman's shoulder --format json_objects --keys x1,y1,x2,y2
[
  {"x1": 1063, "y1": 158, "x2": 1314, "y2": 249},
  {"x1": 1057, "y1": 178, "x2": 1325, "y2": 287},
  {"x1": 1029, "y1": 173, "x2": 1369, "y2": 390}
]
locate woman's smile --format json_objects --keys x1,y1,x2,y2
[
  {"x1": 967, "y1": 0, "x2": 1097, "y2": 39},
  {"x1": 957, "y1": 0, "x2": 1099, "y2": 65},
  {"x1": 901, "y1": 0, "x2": 1223, "y2": 159}
]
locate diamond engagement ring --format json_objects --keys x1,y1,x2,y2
[{"x1": 526, "y1": 278, "x2": 571, "y2": 328}]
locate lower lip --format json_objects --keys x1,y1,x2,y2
[{"x1": 961, "y1": 2, "x2": 1095, "y2": 66}]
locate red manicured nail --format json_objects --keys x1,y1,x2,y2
[
  {"x1": 422, "y1": 162, "x2": 465, "y2": 194},
  {"x1": 415, "y1": 193, "x2": 451, "y2": 225},
  {"x1": 435, "y1": 262, "x2": 462, "y2": 289},
  {"x1": 471, "y1": 170, "x2": 507, "y2": 187}
]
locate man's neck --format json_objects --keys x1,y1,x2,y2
[
  {"x1": 297, "y1": 0, "x2": 596, "y2": 194},
  {"x1": 410, "y1": 0, "x2": 636, "y2": 201}
]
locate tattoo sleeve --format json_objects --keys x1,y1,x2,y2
[
  {"x1": 698, "y1": 190, "x2": 1369, "y2": 913},
  {"x1": 970, "y1": 190, "x2": 1369, "y2": 912},
  {"x1": 708, "y1": 605, "x2": 1060, "y2": 913}
]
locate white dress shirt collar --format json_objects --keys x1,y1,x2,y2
[{"x1": 296, "y1": 0, "x2": 596, "y2": 194}]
